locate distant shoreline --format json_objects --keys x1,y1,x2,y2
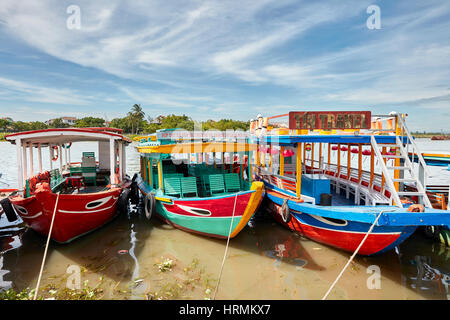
[{"x1": 1, "y1": 131, "x2": 449, "y2": 142}]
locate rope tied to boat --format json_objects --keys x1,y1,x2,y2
[
  {"x1": 213, "y1": 192, "x2": 239, "y2": 300},
  {"x1": 33, "y1": 192, "x2": 60, "y2": 300},
  {"x1": 321, "y1": 209, "x2": 388, "y2": 300}
]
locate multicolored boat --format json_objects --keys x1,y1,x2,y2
[
  {"x1": 408, "y1": 152, "x2": 450, "y2": 167},
  {"x1": 0, "y1": 128, "x2": 132, "y2": 243},
  {"x1": 250, "y1": 111, "x2": 450, "y2": 255},
  {"x1": 135, "y1": 129, "x2": 264, "y2": 239}
]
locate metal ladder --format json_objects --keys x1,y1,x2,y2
[{"x1": 370, "y1": 114, "x2": 432, "y2": 208}]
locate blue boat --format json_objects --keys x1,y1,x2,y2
[{"x1": 250, "y1": 111, "x2": 450, "y2": 255}]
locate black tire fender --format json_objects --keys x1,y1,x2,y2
[
  {"x1": 281, "y1": 198, "x2": 291, "y2": 224},
  {"x1": 117, "y1": 188, "x2": 131, "y2": 214},
  {"x1": 0, "y1": 197, "x2": 18, "y2": 222},
  {"x1": 423, "y1": 225, "x2": 441, "y2": 240},
  {"x1": 144, "y1": 193, "x2": 156, "y2": 220},
  {"x1": 129, "y1": 174, "x2": 140, "y2": 205}
]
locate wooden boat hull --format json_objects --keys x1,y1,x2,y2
[
  {"x1": 264, "y1": 186, "x2": 418, "y2": 256},
  {"x1": 138, "y1": 175, "x2": 264, "y2": 239},
  {"x1": 8, "y1": 182, "x2": 123, "y2": 243}
]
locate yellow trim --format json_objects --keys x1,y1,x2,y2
[
  {"x1": 148, "y1": 158, "x2": 152, "y2": 186},
  {"x1": 318, "y1": 142, "x2": 322, "y2": 169},
  {"x1": 137, "y1": 142, "x2": 257, "y2": 154},
  {"x1": 155, "y1": 196, "x2": 172, "y2": 203},
  {"x1": 296, "y1": 143, "x2": 302, "y2": 199},
  {"x1": 229, "y1": 181, "x2": 264, "y2": 238},
  {"x1": 280, "y1": 146, "x2": 285, "y2": 176},
  {"x1": 157, "y1": 160, "x2": 163, "y2": 191}
]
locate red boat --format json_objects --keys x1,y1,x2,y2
[{"x1": 0, "y1": 128, "x2": 132, "y2": 243}]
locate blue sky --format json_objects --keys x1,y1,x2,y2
[{"x1": 0, "y1": 0, "x2": 449, "y2": 131}]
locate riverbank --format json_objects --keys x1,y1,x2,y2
[{"x1": 0, "y1": 132, "x2": 142, "y2": 142}]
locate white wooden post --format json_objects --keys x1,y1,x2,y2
[
  {"x1": 64, "y1": 144, "x2": 68, "y2": 168},
  {"x1": 121, "y1": 142, "x2": 126, "y2": 179},
  {"x1": 49, "y1": 145, "x2": 53, "y2": 170},
  {"x1": 16, "y1": 138, "x2": 23, "y2": 190},
  {"x1": 110, "y1": 138, "x2": 115, "y2": 185},
  {"x1": 29, "y1": 143, "x2": 34, "y2": 177},
  {"x1": 22, "y1": 141, "x2": 28, "y2": 181},
  {"x1": 118, "y1": 141, "x2": 123, "y2": 182},
  {"x1": 38, "y1": 143, "x2": 42, "y2": 173},
  {"x1": 68, "y1": 147, "x2": 71, "y2": 167},
  {"x1": 59, "y1": 144, "x2": 63, "y2": 174}
]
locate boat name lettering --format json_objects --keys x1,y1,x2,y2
[{"x1": 289, "y1": 111, "x2": 371, "y2": 130}]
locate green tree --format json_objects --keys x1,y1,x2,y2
[
  {"x1": 127, "y1": 104, "x2": 145, "y2": 134},
  {"x1": 49, "y1": 118, "x2": 70, "y2": 128},
  {"x1": 0, "y1": 118, "x2": 10, "y2": 132},
  {"x1": 29, "y1": 121, "x2": 48, "y2": 130},
  {"x1": 74, "y1": 117, "x2": 105, "y2": 128}
]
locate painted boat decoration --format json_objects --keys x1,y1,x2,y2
[
  {"x1": 135, "y1": 129, "x2": 264, "y2": 239},
  {"x1": 408, "y1": 152, "x2": 450, "y2": 167},
  {"x1": 250, "y1": 111, "x2": 450, "y2": 255},
  {"x1": 0, "y1": 128, "x2": 132, "y2": 243}
]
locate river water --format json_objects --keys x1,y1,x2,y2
[{"x1": 0, "y1": 139, "x2": 449, "y2": 300}]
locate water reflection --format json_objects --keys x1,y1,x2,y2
[
  {"x1": 0, "y1": 140, "x2": 450, "y2": 299},
  {"x1": 397, "y1": 235, "x2": 450, "y2": 300}
]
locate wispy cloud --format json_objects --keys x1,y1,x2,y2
[
  {"x1": 0, "y1": 76, "x2": 91, "y2": 105},
  {"x1": 0, "y1": 1, "x2": 449, "y2": 130}
]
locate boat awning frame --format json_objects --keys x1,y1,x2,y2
[
  {"x1": 5, "y1": 128, "x2": 132, "y2": 146},
  {"x1": 137, "y1": 142, "x2": 257, "y2": 155},
  {"x1": 257, "y1": 134, "x2": 409, "y2": 146}
]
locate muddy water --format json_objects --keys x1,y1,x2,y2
[{"x1": 0, "y1": 140, "x2": 449, "y2": 300}]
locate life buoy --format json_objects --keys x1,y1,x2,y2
[
  {"x1": 117, "y1": 188, "x2": 130, "y2": 214},
  {"x1": 407, "y1": 204, "x2": 425, "y2": 213},
  {"x1": 0, "y1": 198, "x2": 18, "y2": 222},
  {"x1": 144, "y1": 193, "x2": 156, "y2": 220},
  {"x1": 281, "y1": 198, "x2": 291, "y2": 223},
  {"x1": 51, "y1": 146, "x2": 59, "y2": 161}
]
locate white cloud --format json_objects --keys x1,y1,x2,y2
[
  {"x1": 0, "y1": 0, "x2": 449, "y2": 129},
  {"x1": 0, "y1": 76, "x2": 91, "y2": 105}
]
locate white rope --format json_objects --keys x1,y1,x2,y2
[
  {"x1": 321, "y1": 209, "x2": 386, "y2": 300},
  {"x1": 213, "y1": 192, "x2": 239, "y2": 300},
  {"x1": 33, "y1": 192, "x2": 60, "y2": 300}
]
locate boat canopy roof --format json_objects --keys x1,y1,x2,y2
[
  {"x1": 137, "y1": 141, "x2": 256, "y2": 155},
  {"x1": 5, "y1": 128, "x2": 132, "y2": 146}
]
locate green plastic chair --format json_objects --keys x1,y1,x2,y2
[
  {"x1": 82, "y1": 167, "x2": 97, "y2": 186},
  {"x1": 224, "y1": 173, "x2": 241, "y2": 193},
  {"x1": 208, "y1": 174, "x2": 225, "y2": 195},
  {"x1": 164, "y1": 177, "x2": 182, "y2": 197},
  {"x1": 69, "y1": 167, "x2": 83, "y2": 176},
  {"x1": 165, "y1": 173, "x2": 184, "y2": 179},
  {"x1": 181, "y1": 177, "x2": 198, "y2": 198},
  {"x1": 82, "y1": 152, "x2": 95, "y2": 158}
]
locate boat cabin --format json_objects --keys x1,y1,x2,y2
[
  {"x1": 137, "y1": 129, "x2": 255, "y2": 198},
  {"x1": 251, "y1": 111, "x2": 433, "y2": 209},
  {"x1": 5, "y1": 128, "x2": 131, "y2": 196}
]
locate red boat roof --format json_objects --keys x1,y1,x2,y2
[{"x1": 5, "y1": 127, "x2": 132, "y2": 145}]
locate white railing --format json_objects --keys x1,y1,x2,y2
[{"x1": 370, "y1": 136, "x2": 403, "y2": 208}]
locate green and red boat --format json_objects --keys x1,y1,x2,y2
[{"x1": 135, "y1": 129, "x2": 264, "y2": 239}]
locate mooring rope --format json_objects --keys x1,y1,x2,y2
[
  {"x1": 213, "y1": 192, "x2": 239, "y2": 300},
  {"x1": 321, "y1": 209, "x2": 386, "y2": 300},
  {"x1": 33, "y1": 192, "x2": 60, "y2": 300}
]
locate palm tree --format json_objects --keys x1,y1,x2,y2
[{"x1": 129, "y1": 104, "x2": 145, "y2": 134}]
